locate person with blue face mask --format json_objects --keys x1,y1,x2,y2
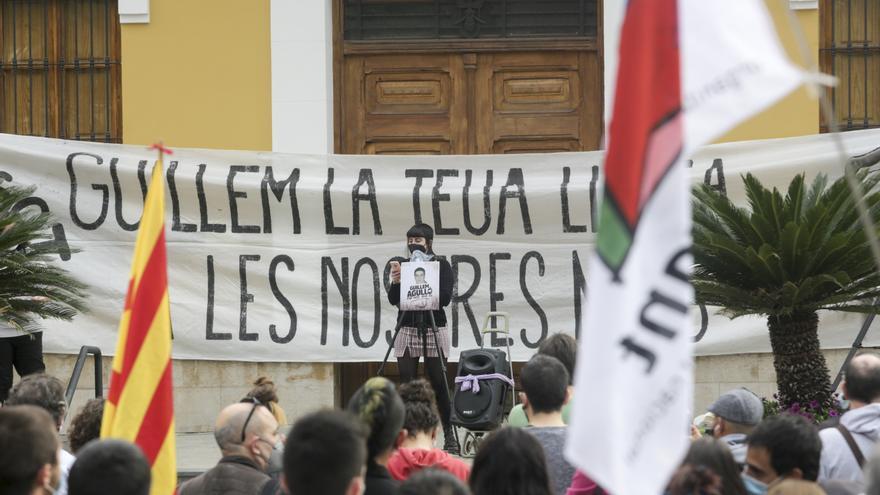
[{"x1": 743, "y1": 414, "x2": 822, "y2": 494}]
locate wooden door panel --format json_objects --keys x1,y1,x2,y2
[
  {"x1": 365, "y1": 139, "x2": 451, "y2": 155},
  {"x1": 342, "y1": 51, "x2": 600, "y2": 155},
  {"x1": 365, "y1": 72, "x2": 451, "y2": 115},
  {"x1": 341, "y1": 54, "x2": 466, "y2": 154},
  {"x1": 494, "y1": 138, "x2": 581, "y2": 154},
  {"x1": 493, "y1": 114, "x2": 581, "y2": 138},
  {"x1": 493, "y1": 70, "x2": 580, "y2": 113},
  {"x1": 476, "y1": 51, "x2": 601, "y2": 154}
]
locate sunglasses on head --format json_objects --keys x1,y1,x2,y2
[{"x1": 239, "y1": 396, "x2": 264, "y2": 443}]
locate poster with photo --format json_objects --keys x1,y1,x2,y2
[{"x1": 400, "y1": 261, "x2": 440, "y2": 311}]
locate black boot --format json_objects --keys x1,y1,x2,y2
[{"x1": 443, "y1": 424, "x2": 460, "y2": 456}]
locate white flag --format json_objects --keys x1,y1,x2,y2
[{"x1": 564, "y1": 1, "x2": 804, "y2": 494}]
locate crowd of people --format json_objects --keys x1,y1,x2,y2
[
  {"x1": 4, "y1": 231, "x2": 880, "y2": 494},
  {"x1": 4, "y1": 341, "x2": 880, "y2": 495}
]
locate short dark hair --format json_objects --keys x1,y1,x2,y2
[
  {"x1": 284, "y1": 410, "x2": 368, "y2": 495},
  {"x1": 844, "y1": 352, "x2": 880, "y2": 403},
  {"x1": 400, "y1": 468, "x2": 470, "y2": 495},
  {"x1": 680, "y1": 438, "x2": 746, "y2": 495},
  {"x1": 748, "y1": 414, "x2": 821, "y2": 481},
  {"x1": 68, "y1": 439, "x2": 151, "y2": 495},
  {"x1": 6, "y1": 373, "x2": 67, "y2": 427},
  {"x1": 415, "y1": 268, "x2": 426, "y2": 275},
  {"x1": 470, "y1": 427, "x2": 553, "y2": 495},
  {"x1": 347, "y1": 377, "x2": 406, "y2": 459},
  {"x1": 0, "y1": 405, "x2": 59, "y2": 495},
  {"x1": 399, "y1": 379, "x2": 440, "y2": 436},
  {"x1": 537, "y1": 333, "x2": 577, "y2": 385},
  {"x1": 520, "y1": 355, "x2": 569, "y2": 414},
  {"x1": 68, "y1": 398, "x2": 105, "y2": 454},
  {"x1": 407, "y1": 223, "x2": 434, "y2": 241}
]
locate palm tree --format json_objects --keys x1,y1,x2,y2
[
  {"x1": 0, "y1": 183, "x2": 87, "y2": 332},
  {"x1": 692, "y1": 168, "x2": 880, "y2": 408}
]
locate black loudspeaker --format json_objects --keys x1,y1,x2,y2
[{"x1": 451, "y1": 348, "x2": 511, "y2": 431}]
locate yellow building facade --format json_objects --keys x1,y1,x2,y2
[
  {"x1": 116, "y1": 1, "x2": 821, "y2": 152},
  {"x1": 120, "y1": 0, "x2": 272, "y2": 151}
]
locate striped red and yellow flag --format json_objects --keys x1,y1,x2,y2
[{"x1": 101, "y1": 156, "x2": 176, "y2": 495}]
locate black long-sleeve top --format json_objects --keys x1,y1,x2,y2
[{"x1": 387, "y1": 255, "x2": 454, "y2": 327}]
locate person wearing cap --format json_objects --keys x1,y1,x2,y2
[
  {"x1": 708, "y1": 388, "x2": 764, "y2": 467},
  {"x1": 387, "y1": 223, "x2": 458, "y2": 455}
]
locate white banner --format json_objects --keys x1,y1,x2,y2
[{"x1": 0, "y1": 130, "x2": 878, "y2": 362}]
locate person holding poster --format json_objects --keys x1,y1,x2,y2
[
  {"x1": 388, "y1": 223, "x2": 458, "y2": 455},
  {"x1": 400, "y1": 265, "x2": 440, "y2": 311}
]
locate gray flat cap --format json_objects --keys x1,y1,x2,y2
[{"x1": 707, "y1": 388, "x2": 763, "y2": 426}]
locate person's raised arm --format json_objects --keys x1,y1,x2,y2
[{"x1": 387, "y1": 260, "x2": 401, "y2": 306}]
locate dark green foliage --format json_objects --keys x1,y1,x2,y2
[
  {"x1": 693, "y1": 169, "x2": 880, "y2": 406},
  {"x1": 693, "y1": 169, "x2": 880, "y2": 317},
  {"x1": 0, "y1": 183, "x2": 87, "y2": 332}
]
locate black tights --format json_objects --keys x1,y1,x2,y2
[{"x1": 397, "y1": 350, "x2": 452, "y2": 430}]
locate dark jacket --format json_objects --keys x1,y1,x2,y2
[
  {"x1": 388, "y1": 255, "x2": 454, "y2": 327},
  {"x1": 365, "y1": 459, "x2": 399, "y2": 495},
  {"x1": 179, "y1": 456, "x2": 270, "y2": 495}
]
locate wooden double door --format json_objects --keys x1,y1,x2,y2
[
  {"x1": 336, "y1": 46, "x2": 602, "y2": 403},
  {"x1": 339, "y1": 50, "x2": 602, "y2": 155}
]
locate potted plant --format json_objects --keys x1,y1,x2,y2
[{"x1": 692, "y1": 168, "x2": 880, "y2": 408}]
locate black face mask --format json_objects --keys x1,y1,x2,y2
[{"x1": 408, "y1": 243, "x2": 426, "y2": 254}]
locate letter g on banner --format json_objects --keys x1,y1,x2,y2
[{"x1": 66, "y1": 152, "x2": 108, "y2": 230}]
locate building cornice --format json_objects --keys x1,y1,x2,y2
[{"x1": 119, "y1": 0, "x2": 150, "y2": 24}]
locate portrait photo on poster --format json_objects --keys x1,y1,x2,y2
[{"x1": 400, "y1": 261, "x2": 440, "y2": 311}]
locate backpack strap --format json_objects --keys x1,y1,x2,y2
[
  {"x1": 836, "y1": 423, "x2": 866, "y2": 468},
  {"x1": 259, "y1": 479, "x2": 280, "y2": 495}
]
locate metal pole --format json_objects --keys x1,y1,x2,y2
[
  {"x1": 377, "y1": 311, "x2": 407, "y2": 377},
  {"x1": 64, "y1": 345, "x2": 103, "y2": 408},
  {"x1": 428, "y1": 310, "x2": 457, "y2": 446},
  {"x1": 832, "y1": 300, "x2": 879, "y2": 391}
]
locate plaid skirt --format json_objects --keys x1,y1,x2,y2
[{"x1": 394, "y1": 325, "x2": 450, "y2": 358}]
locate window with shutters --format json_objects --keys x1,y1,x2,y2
[
  {"x1": 0, "y1": 0, "x2": 121, "y2": 143},
  {"x1": 343, "y1": 0, "x2": 599, "y2": 41},
  {"x1": 820, "y1": 0, "x2": 880, "y2": 131}
]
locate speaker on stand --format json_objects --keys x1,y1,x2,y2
[{"x1": 450, "y1": 312, "x2": 516, "y2": 457}]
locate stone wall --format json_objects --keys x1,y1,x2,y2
[
  {"x1": 39, "y1": 349, "x2": 859, "y2": 432},
  {"x1": 45, "y1": 356, "x2": 335, "y2": 432},
  {"x1": 693, "y1": 349, "x2": 852, "y2": 413}
]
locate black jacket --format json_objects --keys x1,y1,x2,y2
[
  {"x1": 365, "y1": 460, "x2": 399, "y2": 495},
  {"x1": 387, "y1": 254, "x2": 454, "y2": 327}
]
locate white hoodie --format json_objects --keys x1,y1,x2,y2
[{"x1": 819, "y1": 403, "x2": 880, "y2": 483}]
